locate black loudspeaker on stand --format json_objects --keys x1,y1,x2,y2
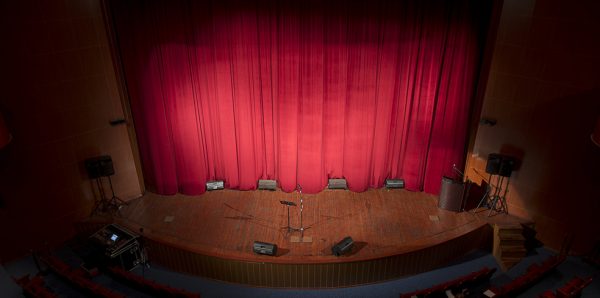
[
  {"x1": 85, "y1": 155, "x2": 115, "y2": 178},
  {"x1": 477, "y1": 153, "x2": 516, "y2": 216},
  {"x1": 85, "y1": 155, "x2": 127, "y2": 215}
]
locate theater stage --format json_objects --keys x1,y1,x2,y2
[{"x1": 80, "y1": 188, "x2": 493, "y2": 288}]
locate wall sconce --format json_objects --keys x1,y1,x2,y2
[{"x1": 479, "y1": 117, "x2": 497, "y2": 126}]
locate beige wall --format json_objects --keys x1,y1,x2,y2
[
  {"x1": 0, "y1": 1, "x2": 142, "y2": 262},
  {"x1": 467, "y1": 0, "x2": 600, "y2": 253}
]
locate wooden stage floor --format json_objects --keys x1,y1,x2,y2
[{"x1": 87, "y1": 188, "x2": 494, "y2": 287}]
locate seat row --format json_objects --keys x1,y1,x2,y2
[
  {"x1": 13, "y1": 274, "x2": 58, "y2": 298},
  {"x1": 539, "y1": 276, "x2": 593, "y2": 298},
  {"x1": 485, "y1": 255, "x2": 566, "y2": 297},
  {"x1": 106, "y1": 265, "x2": 201, "y2": 298},
  {"x1": 40, "y1": 254, "x2": 126, "y2": 298},
  {"x1": 400, "y1": 267, "x2": 497, "y2": 297}
]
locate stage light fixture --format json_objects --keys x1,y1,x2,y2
[
  {"x1": 385, "y1": 179, "x2": 405, "y2": 188},
  {"x1": 258, "y1": 179, "x2": 277, "y2": 190},
  {"x1": 328, "y1": 178, "x2": 347, "y2": 189},
  {"x1": 206, "y1": 180, "x2": 224, "y2": 191}
]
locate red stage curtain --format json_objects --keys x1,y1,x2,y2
[{"x1": 111, "y1": 0, "x2": 491, "y2": 195}]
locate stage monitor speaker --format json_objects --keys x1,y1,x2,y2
[
  {"x1": 485, "y1": 153, "x2": 502, "y2": 175},
  {"x1": 328, "y1": 178, "x2": 347, "y2": 189},
  {"x1": 498, "y1": 156, "x2": 515, "y2": 177},
  {"x1": 206, "y1": 180, "x2": 224, "y2": 191},
  {"x1": 385, "y1": 179, "x2": 405, "y2": 189},
  {"x1": 253, "y1": 241, "x2": 277, "y2": 256},
  {"x1": 85, "y1": 155, "x2": 115, "y2": 179},
  {"x1": 438, "y1": 177, "x2": 464, "y2": 212},
  {"x1": 258, "y1": 179, "x2": 277, "y2": 191},
  {"x1": 486, "y1": 153, "x2": 516, "y2": 177},
  {"x1": 332, "y1": 236, "x2": 354, "y2": 256}
]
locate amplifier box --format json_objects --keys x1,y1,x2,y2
[
  {"x1": 206, "y1": 180, "x2": 224, "y2": 191},
  {"x1": 258, "y1": 179, "x2": 277, "y2": 191},
  {"x1": 328, "y1": 178, "x2": 347, "y2": 189},
  {"x1": 253, "y1": 241, "x2": 277, "y2": 256}
]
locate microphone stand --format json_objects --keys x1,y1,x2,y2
[
  {"x1": 290, "y1": 184, "x2": 312, "y2": 243},
  {"x1": 279, "y1": 200, "x2": 297, "y2": 233},
  {"x1": 298, "y1": 184, "x2": 305, "y2": 238}
]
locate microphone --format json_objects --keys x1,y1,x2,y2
[{"x1": 452, "y1": 164, "x2": 464, "y2": 178}]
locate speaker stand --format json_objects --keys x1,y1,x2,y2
[
  {"x1": 91, "y1": 175, "x2": 128, "y2": 216},
  {"x1": 474, "y1": 173, "x2": 509, "y2": 216},
  {"x1": 487, "y1": 175, "x2": 509, "y2": 216},
  {"x1": 91, "y1": 177, "x2": 107, "y2": 215},
  {"x1": 475, "y1": 173, "x2": 493, "y2": 210}
]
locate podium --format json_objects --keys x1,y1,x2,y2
[{"x1": 438, "y1": 176, "x2": 466, "y2": 212}]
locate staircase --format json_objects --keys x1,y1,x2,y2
[{"x1": 493, "y1": 223, "x2": 527, "y2": 271}]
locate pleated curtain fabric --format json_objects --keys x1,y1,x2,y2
[{"x1": 110, "y1": 0, "x2": 491, "y2": 195}]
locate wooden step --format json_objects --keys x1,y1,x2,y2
[
  {"x1": 501, "y1": 256, "x2": 524, "y2": 264},
  {"x1": 498, "y1": 250, "x2": 527, "y2": 258},
  {"x1": 500, "y1": 244, "x2": 526, "y2": 251},
  {"x1": 493, "y1": 223, "x2": 528, "y2": 271},
  {"x1": 501, "y1": 261, "x2": 521, "y2": 271},
  {"x1": 497, "y1": 226, "x2": 523, "y2": 232},
  {"x1": 498, "y1": 233, "x2": 525, "y2": 241},
  {"x1": 498, "y1": 238, "x2": 525, "y2": 246},
  {"x1": 498, "y1": 235, "x2": 525, "y2": 242},
  {"x1": 496, "y1": 223, "x2": 523, "y2": 230},
  {"x1": 498, "y1": 230, "x2": 522, "y2": 235},
  {"x1": 496, "y1": 245, "x2": 527, "y2": 259},
  {"x1": 499, "y1": 258, "x2": 523, "y2": 271}
]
